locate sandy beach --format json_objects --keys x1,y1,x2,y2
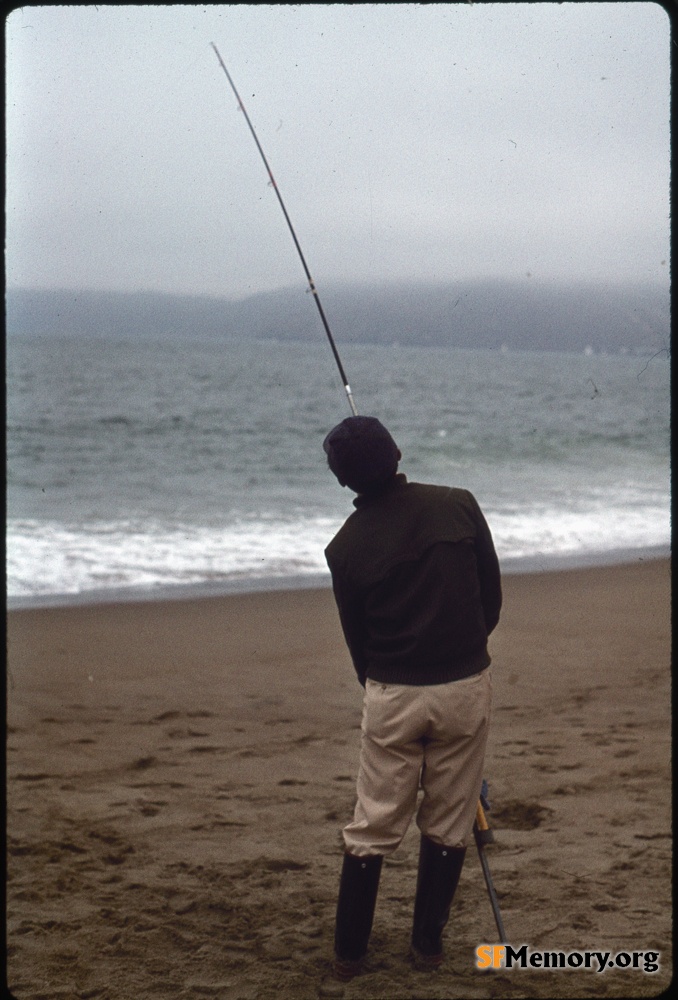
[{"x1": 6, "y1": 558, "x2": 672, "y2": 999}]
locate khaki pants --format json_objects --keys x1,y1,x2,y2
[{"x1": 343, "y1": 668, "x2": 492, "y2": 857}]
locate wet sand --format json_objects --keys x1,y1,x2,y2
[{"x1": 6, "y1": 558, "x2": 672, "y2": 999}]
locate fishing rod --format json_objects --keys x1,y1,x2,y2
[
  {"x1": 211, "y1": 43, "x2": 358, "y2": 417},
  {"x1": 474, "y1": 799, "x2": 507, "y2": 943}
]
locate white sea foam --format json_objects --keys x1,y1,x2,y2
[
  {"x1": 6, "y1": 517, "x2": 341, "y2": 598},
  {"x1": 489, "y1": 503, "x2": 670, "y2": 561},
  {"x1": 6, "y1": 500, "x2": 670, "y2": 600}
]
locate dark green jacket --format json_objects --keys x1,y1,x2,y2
[{"x1": 325, "y1": 474, "x2": 502, "y2": 686}]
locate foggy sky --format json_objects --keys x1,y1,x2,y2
[{"x1": 5, "y1": 3, "x2": 671, "y2": 299}]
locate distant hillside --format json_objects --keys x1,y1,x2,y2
[{"x1": 5, "y1": 280, "x2": 670, "y2": 355}]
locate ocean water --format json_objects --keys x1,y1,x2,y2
[{"x1": 6, "y1": 333, "x2": 670, "y2": 606}]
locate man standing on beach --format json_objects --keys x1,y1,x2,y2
[{"x1": 323, "y1": 416, "x2": 502, "y2": 980}]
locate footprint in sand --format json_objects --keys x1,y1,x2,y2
[
  {"x1": 491, "y1": 800, "x2": 554, "y2": 830},
  {"x1": 150, "y1": 709, "x2": 216, "y2": 724},
  {"x1": 129, "y1": 756, "x2": 158, "y2": 770},
  {"x1": 166, "y1": 728, "x2": 210, "y2": 738}
]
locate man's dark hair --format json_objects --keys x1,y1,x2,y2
[{"x1": 323, "y1": 416, "x2": 400, "y2": 494}]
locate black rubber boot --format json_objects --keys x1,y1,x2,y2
[
  {"x1": 333, "y1": 852, "x2": 383, "y2": 980},
  {"x1": 411, "y1": 835, "x2": 466, "y2": 969}
]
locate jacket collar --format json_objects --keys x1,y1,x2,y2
[{"x1": 353, "y1": 473, "x2": 408, "y2": 508}]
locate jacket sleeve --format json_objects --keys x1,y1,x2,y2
[
  {"x1": 327, "y1": 562, "x2": 369, "y2": 687},
  {"x1": 468, "y1": 493, "x2": 502, "y2": 635}
]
